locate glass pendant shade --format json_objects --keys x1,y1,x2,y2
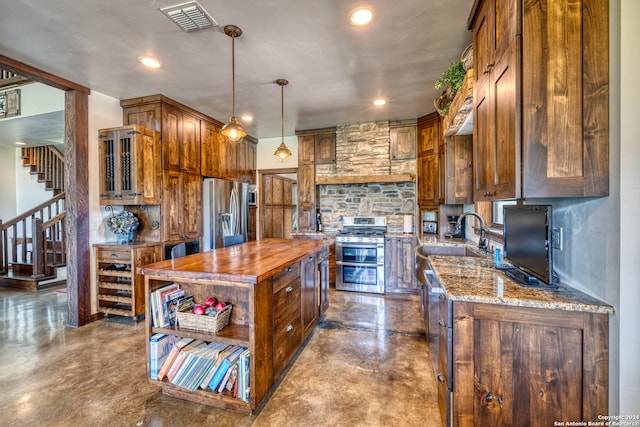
[
  {"x1": 274, "y1": 141, "x2": 292, "y2": 162},
  {"x1": 273, "y1": 78, "x2": 292, "y2": 162},
  {"x1": 221, "y1": 116, "x2": 247, "y2": 142},
  {"x1": 222, "y1": 25, "x2": 246, "y2": 143}
]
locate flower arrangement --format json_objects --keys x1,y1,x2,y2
[{"x1": 107, "y1": 210, "x2": 140, "y2": 235}]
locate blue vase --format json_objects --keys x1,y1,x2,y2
[
  {"x1": 116, "y1": 233, "x2": 128, "y2": 244},
  {"x1": 128, "y1": 230, "x2": 136, "y2": 242}
]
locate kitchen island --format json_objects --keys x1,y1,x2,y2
[
  {"x1": 419, "y1": 248, "x2": 613, "y2": 426},
  {"x1": 140, "y1": 238, "x2": 331, "y2": 413}
]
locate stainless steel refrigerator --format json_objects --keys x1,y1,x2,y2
[{"x1": 202, "y1": 178, "x2": 249, "y2": 251}]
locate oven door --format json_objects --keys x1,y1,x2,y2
[
  {"x1": 335, "y1": 242, "x2": 384, "y2": 265},
  {"x1": 336, "y1": 241, "x2": 385, "y2": 294}
]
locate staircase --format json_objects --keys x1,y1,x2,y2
[
  {"x1": 0, "y1": 146, "x2": 67, "y2": 290},
  {"x1": 21, "y1": 146, "x2": 65, "y2": 194}
]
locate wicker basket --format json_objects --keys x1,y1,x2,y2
[{"x1": 177, "y1": 303, "x2": 232, "y2": 333}]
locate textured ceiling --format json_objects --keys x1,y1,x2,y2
[{"x1": 0, "y1": 0, "x2": 473, "y2": 147}]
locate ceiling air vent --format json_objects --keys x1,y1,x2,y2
[{"x1": 160, "y1": 1, "x2": 217, "y2": 32}]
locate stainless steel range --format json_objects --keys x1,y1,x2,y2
[{"x1": 335, "y1": 216, "x2": 386, "y2": 294}]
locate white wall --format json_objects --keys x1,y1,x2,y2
[
  {"x1": 256, "y1": 136, "x2": 298, "y2": 170},
  {"x1": 619, "y1": 0, "x2": 640, "y2": 413},
  {"x1": 15, "y1": 149, "x2": 51, "y2": 212},
  {"x1": 3, "y1": 82, "x2": 64, "y2": 119},
  {"x1": 0, "y1": 147, "x2": 16, "y2": 221},
  {"x1": 86, "y1": 91, "x2": 123, "y2": 314}
]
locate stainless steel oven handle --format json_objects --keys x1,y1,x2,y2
[{"x1": 336, "y1": 261, "x2": 384, "y2": 267}]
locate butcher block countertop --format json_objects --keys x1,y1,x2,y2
[{"x1": 140, "y1": 238, "x2": 330, "y2": 284}]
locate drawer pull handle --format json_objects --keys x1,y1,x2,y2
[
  {"x1": 111, "y1": 254, "x2": 117, "y2": 258},
  {"x1": 486, "y1": 393, "x2": 493, "y2": 402},
  {"x1": 437, "y1": 373, "x2": 444, "y2": 384},
  {"x1": 439, "y1": 293, "x2": 446, "y2": 301},
  {"x1": 285, "y1": 286, "x2": 293, "y2": 293},
  {"x1": 286, "y1": 325, "x2": 294, "y2": 333},
  {"x1": 438, "y1": 319, "x2": 447, "y2": 328}
]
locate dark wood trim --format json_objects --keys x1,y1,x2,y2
[
  {"x1": 0, "y1": 55, "x2": 92, "y2": 327},
  {"x1": 258, "y1": 168, "x2": 298, "y2": 175},
  {"x1": 294, "y1": 127, "x2": 336, "y2": 136},
  {"x1": 0, "y1": 55, "x2": 90, "y2": 94},
  {"x1": 64, "y1": 90, "x2": 91, "y2": 327}
]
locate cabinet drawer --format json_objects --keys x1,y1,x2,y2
[
  {"x1": 273, "y1": 309, "x2": 302, "y2": 377},
  {"x1": 96, "y1": 248, "x2": 131, "y2": 262},
  {"x1": 273, "y1": 262, "x2": 300, "y2": 294},
  {"x1": 273, "y1": 278, "x2": 301, "y2": 326}
]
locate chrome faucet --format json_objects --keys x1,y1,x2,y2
[{"x1": 456, "y1": 212, "x2": 490, "y2": 253}]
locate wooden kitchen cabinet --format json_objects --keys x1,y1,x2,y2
[
  {"x1": 272, "y1": 261, "x2": 302, "y2": 379},
  {"x1": 162, "y1": 170, "x2": 202, "y2": 244},
  {"x1": 390, "y1": 121, "x2": 417, "y2": 160},
  {"x1": 296, "y1": 132, "x2": 317, "y2": 233},
  {"x1": 314, "y1": 132, "x2": 336, "y2": 164},
  {"x1": 469, "y1": 0, "x2": 609, "y2": 200},
  {"x1": 161, "y1": 104, "x2": 201, "y2": 174},
  {"x1": 200, "y1": 119, "x2": 223, "y2": 178},
  {"x1": 98, "y1": 125, "x2": 161, "y2": 205},
  {"x1": 94, "y1": 242, "x2": 161, "y2": 319},
  {"x1": 417, "y1": 112, "x2": 441, "y2": 207},
  {"x1": 449, "y1": 301, "x2": 609, "y2": 427},
  {"x1": 300, "y1": 254, "x2": 317, "y2": 338},
  {"x1": 440, "y1": 135, "x2": 473, "y2": 205},
  {"x1": 384, "y1": 235, "x2": 418, "y2": 294}
]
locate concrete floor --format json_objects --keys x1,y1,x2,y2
[{"x1": 0, "y1": 286, "x2": 440, "y2": 427}]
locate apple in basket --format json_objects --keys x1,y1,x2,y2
[
  {"x1": 204, "y1": 297, "x2": 217, "y2": 307},
  {"x1": 192, "y1": 304, "x2": 206, "y2": 315},
  {"x1": 215, "y1": 302, "x2": 226, "y2": 311}
]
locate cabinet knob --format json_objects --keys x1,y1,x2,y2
[
  {"x1": 286, "y1": 325, "x2": 294, "y2": 333},
  {"x1": 286, "y1": 266, "x2": 293, "y2": 272},
  {"x1": 483, "y1": 63, "x2": 494, "y2": 74},
  {"x1": 439, "y1": 293, "x2": 446, "y2": 301},
  {"x1": 486, "y1": 393, "x2": 493, "y2": 402},
  {"x1": 308, "y1": 256, "x2": 314, "y2": 261},
  {"x1": 438, "y1": 319, "x2": 447, "y2": 328},
  {"x1": 285, "y1": 286, "x2": 293, "y2": 293},
  {"x1": 437, "y1": 373, "x2": 444, "y2": 384}
]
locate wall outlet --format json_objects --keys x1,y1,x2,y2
[{"x1": 552, "y1": 227, "x2": 563, "y2": 251}]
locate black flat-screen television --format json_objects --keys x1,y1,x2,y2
[{"x1": 503, "y1": 204, "x2": 554, "y2": 286}]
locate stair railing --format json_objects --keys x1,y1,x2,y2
[
  {"x1": 31, "y1": 212, "x2": 66, "y2": 279},
  {"x1": 0, "y1": 192, "x2": 65, "y2": 275},
  {"x1": 21, "y1": 145, "x2": 65, "y2": 194}
]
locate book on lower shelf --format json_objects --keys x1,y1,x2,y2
[
  {"x1": 152, "y1": 335, "x2": 250, "y2": 400},
  {"x1": 149, "y1": 333, "x2": 179, "y2": 380}
]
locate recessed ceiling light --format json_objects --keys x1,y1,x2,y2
[
  {"x1": 241, "y1": 115, "x2": 253, "y2": 122},
  {"x1": 15, "y1": 141, "x2": 27, "y2": 146},
  {"x1": 349, "y1": 7, "x2": 374, "y2": 26},
  {"x1": 138, "y1": 56, "x2": 162, "y2": 68},
  {"x1": 373, "y1": 99, "x2": 386, "y2": 106}
]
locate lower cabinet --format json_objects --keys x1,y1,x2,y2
[
  {"x1": 439, "y1": 299, "x2": 609, "y2": 426},
  {"x1": 94, "y1": 242, "x2": 162, "y2": 319},
  {"x1": 384, "y1": 235, "x2": 419, "y2": 294},
  {"x1": 301, "y1": 254, "x2": 318, "y2": 338},
  {"x1": 272, "y1": 262, "x2": 302, "y2": 379}
]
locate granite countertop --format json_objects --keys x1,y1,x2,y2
[{"x1": 426, "y1": 251, "x2": 614, "y2": 315}]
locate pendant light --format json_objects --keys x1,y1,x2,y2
[
  {"x1": 221, "y1": 25, "x2": 247, "y2": 143},
  {"x1": 273, "y1": 79, "x2": 292, "y2": 162}
]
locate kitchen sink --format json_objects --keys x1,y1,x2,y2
[{"x1": 413, "y1": 244, "x2": 481, "y2": 285}]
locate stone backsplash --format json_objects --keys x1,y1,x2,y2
[
  {"x1": 314, "y1": 120, "x2": 417, "y2": 233},
  {"x1": 318, "y1": 183, "x2": 416, "y2": 232}
]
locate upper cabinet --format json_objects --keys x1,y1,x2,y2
[
  {"x1": 469, "y1": 0, "x2": 609, "y2": 201},
  {"x1": 417, "y1": 113, "x2": 441, "y2": 207},
  {"x1": 98, "y1": 125, "x2": 161, "y2": 205},
  {"x1": 161, "y1": 104, "x2": 201, "y2": 175},
  {"x1": 314, "y1": 133, "x2": 336, "y2": 164},
  {"x1": 390, "y1": 121, "x2": 417, "y2": 161}
]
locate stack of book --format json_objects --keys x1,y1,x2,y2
[
  {"x1": 150, "y1": 284, "x2": 192, "y2": 327},
  {"x1": 152, "y1": 336, "x2": 250, "y2": 401}
]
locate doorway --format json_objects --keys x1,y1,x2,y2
[
  {"x1": 0, "y1": 54, "x2": 91, "y2": 327},
  {"x1": 257, "y1": 168, "x2": 297, "y2": 239}
]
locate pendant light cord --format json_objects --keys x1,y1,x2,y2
[
  {"x1": 281, "y1": 83, "x2": 284, "y2": 143},
  {"x1": 231, "y1": 34, "x2": 236, "y2": 117}
]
